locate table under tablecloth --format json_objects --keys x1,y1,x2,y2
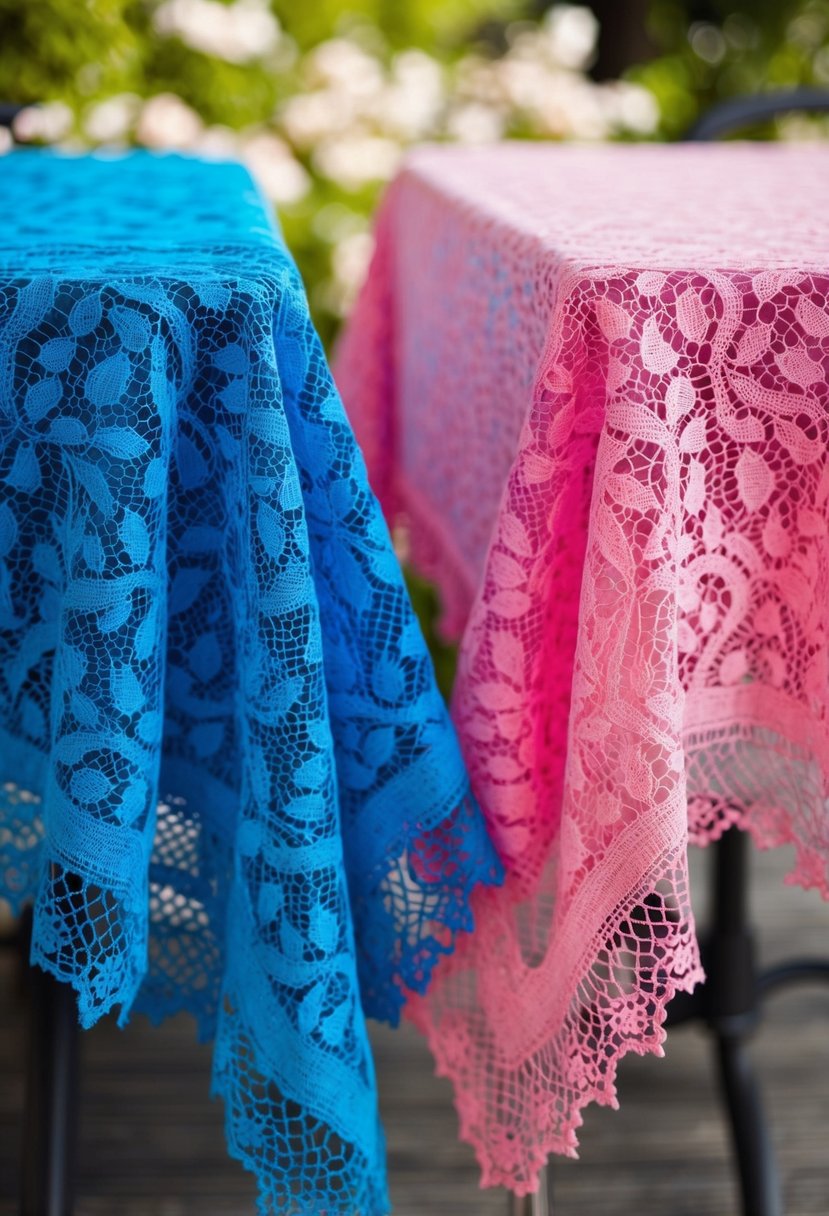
[
  {"x1": 335, "y1": 142, "x2": 829, "y2": 1193},
  {"x1": 0, "y1": 150, "x2": 502, "y2": 1215}
]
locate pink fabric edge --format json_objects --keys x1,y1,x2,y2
[{"x1": 405, "y1": 838, "x2": 705, "y2": 1194}]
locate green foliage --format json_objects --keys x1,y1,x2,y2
[
  {"x1": 0, "y1": 0, "x2": 514, "y2": 114},
  {"x1": 269, "y1": 0, "x2": 522, "y2": 51},
  {"x1": 0, "y1": 0, "x2": 142, "y2": 104},
  {"x1": 145, "y1": 38, "x2": 284, "y2": 127},
  {"x1": 633, "y1": 0, "x2": 829, "y2": 137},
  {"x1": 404, "y1": 569, "x2": 459, "y2": 700}
]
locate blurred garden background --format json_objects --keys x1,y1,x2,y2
[
  {"x1": 2, "y1": 0, "x2": 828, "y2": 684},
  {"x1": 3, "y1": 0, "x2": 829, "y2": 345}
]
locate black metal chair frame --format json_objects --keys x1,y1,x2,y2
[
  {"x1": 0, "y1": 904, "x2": 79, "y2": 1216},
  {"x1": 684, "y1": 87, "x2": 829, "y2": 142}
]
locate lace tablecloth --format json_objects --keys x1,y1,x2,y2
[
  {"x1": 335, "y1": 142, "x2": 829, "y2": 1193},
  {"x1": 0, "y1": 150, "x2": 502, "y2": 1214}
]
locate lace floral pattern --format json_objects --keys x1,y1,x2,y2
[
  {"x1": 0, "y1": 150, "x2": 502, "y2": 1215},
  {"x1": 335, "y1": 143, "x2": 829, "y2": 1192}
]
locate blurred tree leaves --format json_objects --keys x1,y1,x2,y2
[
  {"x1": 634, "y1": 0, "x2": 829, "y2": 137},
  {"x1": 404, "y1": 569, "x2": 459, "y2": 700},
  {"x1": 0, "y1": 0, "x2": 142, "y2": 103},
  {"x1": 269, "y1": 0, "x2": 524, "y2": 52},
  {"x1": 0, "y1": 0, "x2": 520, "y2": 112}
]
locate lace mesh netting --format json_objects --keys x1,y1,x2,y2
[
  {"x1": 334, "y1": 143, "x2": 829, "y2": 1192},
  {"x1": 0, "y1": 150, "x2": 502, "y2": 1214}
]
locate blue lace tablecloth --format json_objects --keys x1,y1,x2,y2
[{"x1": 0, "y1": 151, "x2": 501, "y2": 1214}]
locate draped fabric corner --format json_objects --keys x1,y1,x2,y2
[
  {"x1": 334, "y1": 142, "x2": 829, "y2": 1194},
  {"x1": 0, "y1": 150, "x2": 502, "y2": 1215}
]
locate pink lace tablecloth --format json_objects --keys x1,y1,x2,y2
[{"x1": 334, "y1": 143, "x2": 829, "y2": 1193}]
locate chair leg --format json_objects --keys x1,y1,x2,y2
[
  {"x1": 508, "y1": 1164, "x2": 553, "y2": 1215},
  {"x1": 714, "y1": 1033, "x2": 781, "y2": 1216},
  {"x1": 705, "y1": 829, "x2": 783, "y2": 1216},
  {"x1": 19, "y1": 915, "x2": 80, "y2": 1216}
]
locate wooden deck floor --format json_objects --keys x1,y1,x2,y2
[{"x1": 1, "y1": 843, "x2": 827, "y2": 1215}]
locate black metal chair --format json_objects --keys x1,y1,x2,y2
[{"x1": 685, "y1": 87, "x2": 829, "y2": 142}]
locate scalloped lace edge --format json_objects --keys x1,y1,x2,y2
[{"x1": 405, "y1": 845, "x2": 705, "y2": 1196}]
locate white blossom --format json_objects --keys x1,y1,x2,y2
[
  {"x1": 374, "y1": 51, "x2": 445, "y2": 139},
  {"x1": 279, "y1": 90, "x2": 356, "y2": 150},
  {"x1": 136, "y1": 93, "x2": 203, "y2": 149},
  {"x1": 313, "y1": 134, "x2": 401, "y2": 190},
  {"x1": 13, "y1": 102, "x2": 74, "y2": 144},
  {"x1": 154, "y1": 0, "x2": 281, "y2": 65},
  {"x1": 241, "y1": 132, "x2": 311, "y2": 204},
  {"x1": 306, "y1": 39, "x2": 385, "y2": 99},
  {"x1": 194, "y1": 124, "x2": 242, "y2": 159},
  {"x1": 602, "y1": 82, "x2": 660, "y2": 135},
  {"x1": 498, "y1": 55, "x2": 558, "y2": 111},
  {"x1": 283, "y1": 42, "x2": 443, "y2": 149},
  {"x1": 534, "y1": 72, "x2": 610, "y2": 138},
  {"x1": 543, "y1": 5, "x2": 599, "y2": 71},
  {"x1": 84, "y1": 94, "x2": 141, "y2": 143},
  {"x1": 446, "y1": 102, "x2": 505, "y2": 143},
  {"x1": 0, "y1": 127, "x2": 12, "y2": 155}
]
